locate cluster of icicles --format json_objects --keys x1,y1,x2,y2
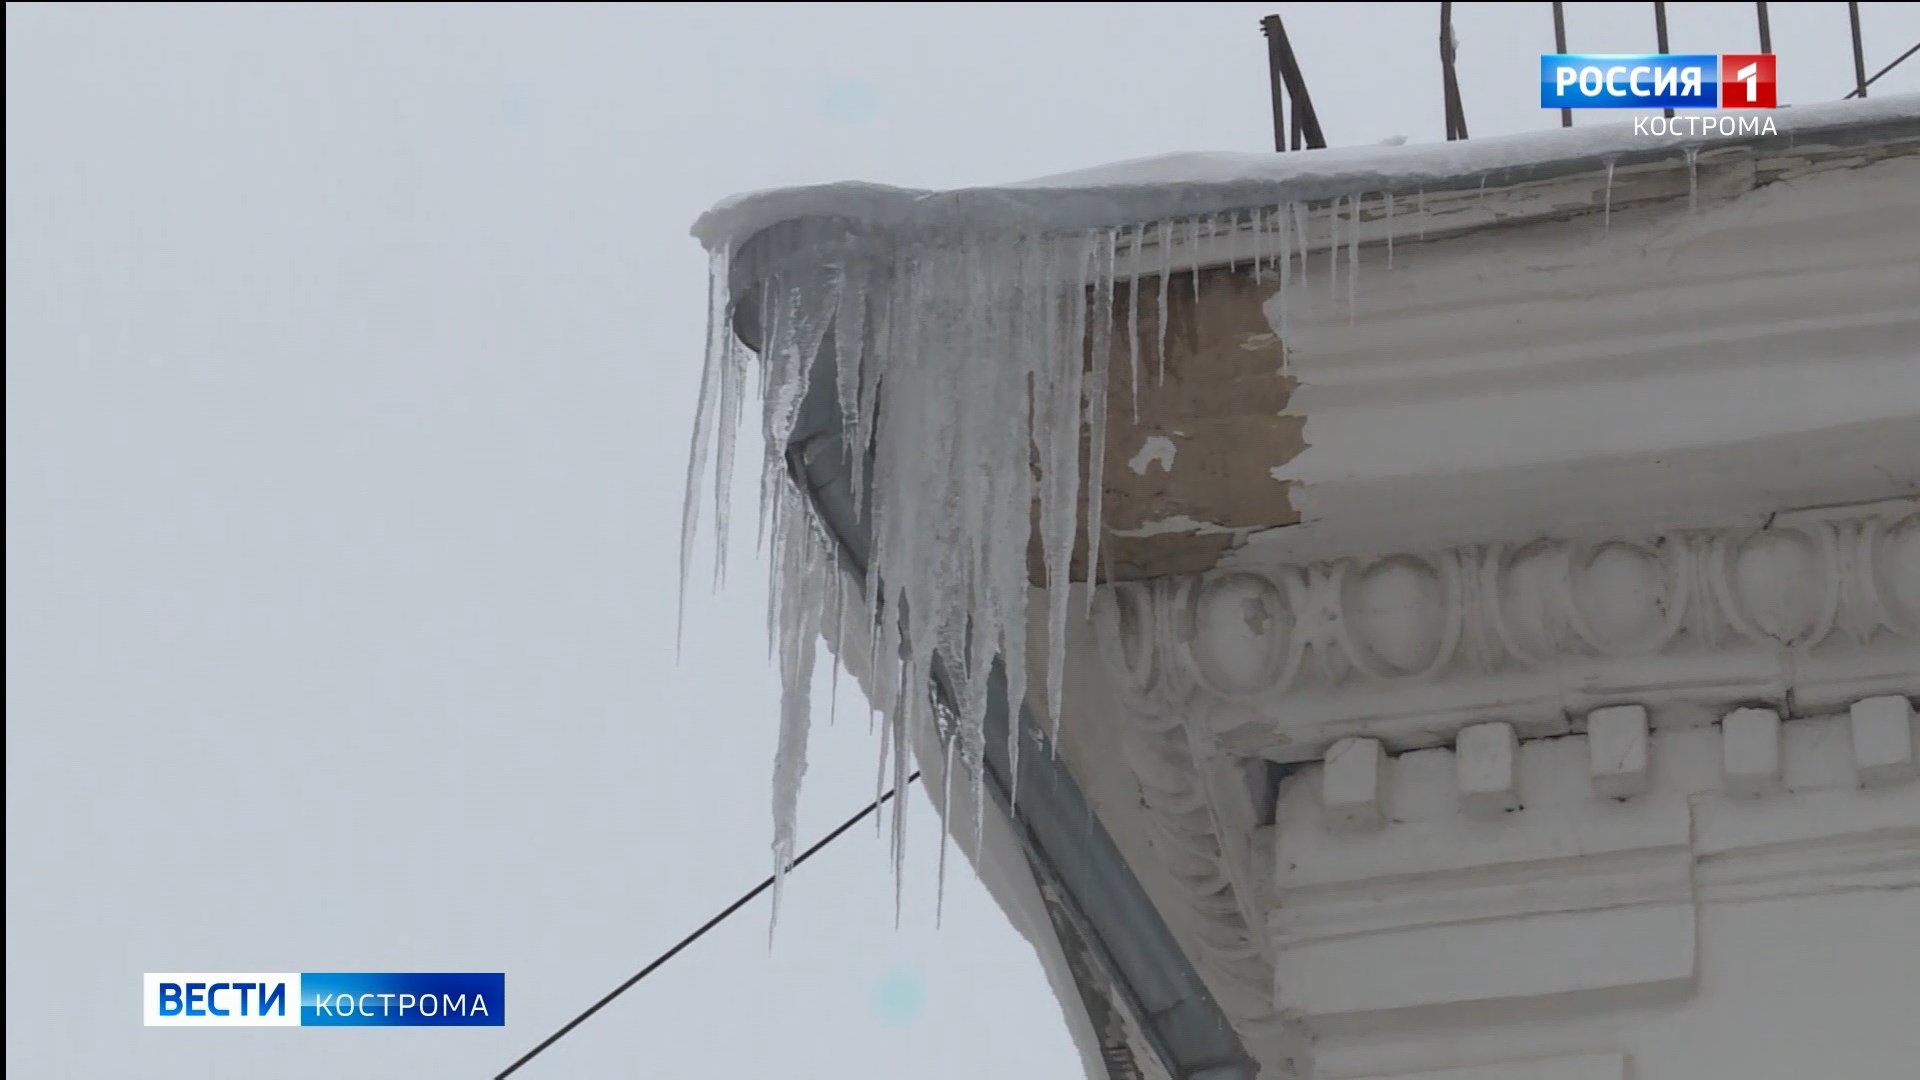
[{"x1": 677, "y1": 186, "x2": 1511, "y2": 927}]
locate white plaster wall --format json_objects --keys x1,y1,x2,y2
[
  {"x1": 1637, "y1": 889, "x2": 1919, "y2": 1079},
  {"x1": 1317, "y1": 887, "x2": 1920, "y2": 1080}
]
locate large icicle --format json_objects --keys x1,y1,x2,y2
[
  {"x1": 677, "y1": 248, "x2": 728, "y2": 652},
  {"x1": 1277, "y1": 205, "x2": 1292, "y2": 358},
  {"x1": 1328, "y1": 197, "x2": 1341, "y2": 297},
  {"x1": 1384, "y1": 190, "x2": 1396, "y2": 270},
  {"x1": 1252, "y1": 208, "x2": 1265, "y2": 286},
  {"x1": 1084, "y1": 230, "x2": 1116, "y2": 624},
  {"x1": 1348, "y1": 193, "x2": 1361, "y2": 325},
  {"x1": 684, "y1": 212, "x2": 1144, "y2": 920},
  {"x1": 1292, "y1": 201, "x2": 1310, "y2": 285},
  {"x1": 713, "y1": 288, "x2": 745, "y2": 588},
  {"x1": 1188, "y1": 217, "x2": 1202, "y2": 305},
  {"x1": 1126, "y1": 225, "x2": 1142, "y2": 420},
  {"x1": 768, "y1": 484, "x2": 830, "y2": 938},
  {"x1": 1156, "y1": 220, "x2": 1172, "y2": 383},
  {"x1": 936, "y1": 717, "x2": 957, "y2": 926},
  {"x1": 1038, "y1": 235, "x2": 1089, "y2": 752}
]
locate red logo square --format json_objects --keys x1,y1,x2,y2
[{"x1": 1721, "y1": 53, "x2": 1777, "y2": 108}]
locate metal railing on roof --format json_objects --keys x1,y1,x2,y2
[{"x1": 1261, "y1": 2, "x2": 1919, "y2": 150}]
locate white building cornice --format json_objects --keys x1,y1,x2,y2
[
  {"x1": 1064, "y1": 118, "x2": 1920, "y2": 1078},
  {"x1": 1095, "y1": 498, "x2": 1918, "y2": 765}
]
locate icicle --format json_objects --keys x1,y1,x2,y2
[
  {"x1": 828, "y1": 570, "x2": 846, "y2": 726},
  {"x1": 1251, "y1": 208, "x2": 1265, "y2": 286},
  {"x1": 768, "y1": 488, "x2": 827, "y2": 941},
  {"x1": 1220, "y1": 213, "x2": 1236, "y2": 273},
  {"x1": 1156, "y1": 220, "x2": 1172, "y2": 383},
  {"x1": 1328, "y1": 197, "x2": 1341, "y2": 297},
  {"x1": 1292, "y1": 201, "x2": 1310, "y2": 285},
  {"x1": 1603, "y1": 157, "x2": 1617, "y2": 233},
  {"x1": 1384, "y1": 190, "x2": 1396, "y2": 270},
  {"x1": 852, "y1": 258, "x2": 892, "y2": 519},
  {"x1": 712, "y1": 293, "x2": 746, "y2": 589},
  {"x1": 1277, "y1": 206, "x2": 1292, "y2": 364},
  {"x1": 936, "y1": 725, "x2": 956, "y2": 927},
  {"x1": 890, "y1": 698, "x2": 910, "y2": 926},
  {"x1": 677, "y1": 247, "x2": 729, "y2": 654},
  {"x1": 1188, "y1": 216, "x2": 1202, "y2": 305},
  {"x1": 751, "y1": 286, "x2": 785, "y2": 562},
  {"x1": 963, "y1": 597, "x2": 994, "y2": 858},
  {"x1": 1039, "y1": 236, "x2": 1090, "y2": 752},
  {"x1": 1417, "y1": 188, "x2": 1427, "y2": 240},
  {"x1": 1684, "y1": 147, "x2": 1699, "y2": 212},
  {"x1": 685, "y1": 212, "x2": 1163, "y2": 918},
  {"x1": 1127, "y1": 225, "x2": 1142, "y2": 420},
  {"x1": 834, "y1": 263, "x2": 869, "y2": 467},
  {"x1": 1348, "y1": 194, "x2": 1360, "y2": 326},
  {"x1": 875, "y1": 694, "x2": 892, "y2": 839},
  {"x1": 1478, "y1": 175, "x2": 1487, "y2": 203},
  {"x1": 1084, "y1": 230, "x2": 1115, "y2": 621}
]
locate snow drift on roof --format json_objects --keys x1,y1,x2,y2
[{"x1": 692, "y1": 94, "x2": 1920, "y2": 250}]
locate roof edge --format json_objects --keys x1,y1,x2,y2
[{"x1": 694, "y1": 94, "x2": 1920, "y2": 251}]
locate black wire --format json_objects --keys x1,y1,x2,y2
[{"x1": 494, "y1": 771, "x2": 923, "y2": 1079}]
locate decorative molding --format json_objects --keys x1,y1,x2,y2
[
  {"x1": 1268, "y1": 695, "x2": 1920, "y2": 1032},
  {"x1": 1103, "y1": 632, "x2": 1292, "y2": 1052},
  {"x1": 1093, "y1": 499, "x2": 1920, "y2": 763},
  {"x1": 1091, "y1": 497, "x2": 1916, "y2": 1063}
]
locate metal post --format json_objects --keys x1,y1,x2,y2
[
  {"x1": 1261, "y1": 16, "x2": 1290, "y2": 151},
  {"x1": 1260, "y1": 14, "x2": 1326, "y2": 150},
  {"x1": 1756, "y1": 2, "x2": 1773, "y2": 54},
  {"x1": 1441, "y1": 2, "x2": 1469, "y2": 140},
  {"x1": 1848, "y1": 2, "x2": 1869, "y2": 98},
  {"x1": 1553, "y1": 2, "x2": 1572, "y2": 128},
  {"x1": 1654, "y1": 2, "x2": 1674, "y2": 119}
]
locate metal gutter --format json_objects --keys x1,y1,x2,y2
[{"x1": 730, "y1": 282, "x2": 1259, "y2": 1080}]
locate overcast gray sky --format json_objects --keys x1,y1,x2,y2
[{"x1": 8, "y1": 4, "x2": 1917, "y2": 1079}]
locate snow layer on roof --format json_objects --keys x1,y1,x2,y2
[{"x1": 692, "y1": 94, "x2": 1920, "y2": 250}]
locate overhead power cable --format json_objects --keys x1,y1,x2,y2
[{"x1": 495, "y1": 771, "x2": 923, "y2": 1079}]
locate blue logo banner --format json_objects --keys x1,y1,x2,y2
[
  {"x1": 143, "y1": 972, "x2": 504, "y2": 1027},
  {"x1": 1541, "y1": 53, "x2": 1721, "y2": 109},
  {"x1": 300, "y1": 972, "x2": 505, "y2": 1027}
]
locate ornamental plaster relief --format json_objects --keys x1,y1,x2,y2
[
  {"x1": 1093, "y1": 498, "x2": 1919, "y2": 764},
  {"x1": 1090, "y1": 499, "x2": 1918, "y2": 1077}
]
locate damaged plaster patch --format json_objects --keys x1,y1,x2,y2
[
  {"x1": 1130, "y1": 436, "x2": 1179, "y2": 476},
  {"x1": 1112, "y1": 514, "x2": 1242, "y2": 539}
]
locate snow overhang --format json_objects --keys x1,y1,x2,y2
[
  {"x1": 702, "y1": 95, "x2": 1920, "y2": 582},
  {"x1": 694, "y1": 97, "x2": 1919, "y2": 245}
]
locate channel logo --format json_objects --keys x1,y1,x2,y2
[
  {"x1": 143, "y1": 972, "x2": 505, "y2": 1028},
  {"x1": 1541, "y1": 53, "x2": 1777, "y2": 109}
]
